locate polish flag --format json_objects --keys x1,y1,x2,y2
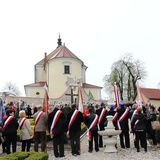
[
  {"x1": 114, "y1": 82, "x2": 120, "y2": 108},
  {"x1": 136, "y1": 81, "x2": 146, "y2": 107},
  {"x1": 42, "y1": 83, "x2": 49, "y2": 114}
]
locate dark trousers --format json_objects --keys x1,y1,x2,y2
[
  {"x1": 5, "y1": 132, "x2": 17, "y2": 154},
  {"x1": 88, "y1": 130, "x2": 99, "y2": 152},
  {"x1": 147, "y1": 129, "x2": 157, "y2": 145},
  {"x1": 53, "y1": 134, "x2": 64, "y2": 157},
  {"x1": 135, "y1": 131, "x2": 147, "y2": 151},
  {"x1": 34, "y1": 131, "x2": 46, "y2": 152},
  {"x1": 98, "y1": 126, "x2": 104, "y2": 147},
  {"x1": 22, "y1": 139, "x2": 31, "y2": 152},
  {"x1": 70, "y1": 131, "x2": 80, "y2": 155},
  {"x1": 119, "y1": 131, "x2": 130, "y2": 148}
]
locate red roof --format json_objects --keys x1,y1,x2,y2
[
  {"x1": 51, "y1": 45, "x2": 80, "y2": 59},
  {"x1": 83, "y1": 83, "x2": 102, "y2": 89},
  {"x1": 24, "y1": 81, "x2": 46, "y2": 87},
  {"x1": 140, "y1": 88, "x2": 160, "y2": 99}
]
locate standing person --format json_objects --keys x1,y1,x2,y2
[
  {"x1": 112, "y1": 102, "x2": 130, "y2": 148},
  {"x1": 33, "y1": 105, "x2": 48, "y2": 152},
  {"x1": 146, "y1": 105, "x2": 157, "y2": 147},
  {"x1": 3, "y1": 109, "x2": 19, "y2": 154},
  {"x1": 67, "y1": 103, "x2": 84, "y2": 156},
  {"x1": 95, "y1": 102, "x2": 107, "y2": 148},
  {"x1": 48, "y1": 104, "x2": 66, "y2": 158},
  {"x1": 131, "y1": 107, "x2": 147, "y2": 152},
  {"x1": 18, "y1": 110, "x2": 33, "y2": 152},
  {"x1": 27, "y1": 105, "x2": 32, "y2": 118},
  {"x1": 84, "y1": 106, "x2": 99, "y2": 153}
]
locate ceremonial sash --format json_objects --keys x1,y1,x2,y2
[
  {"x1": 134, "y1": 119, "x2": 140, "y2": 130},
  {"x1": 35, "y1": 111, "x2": 44, "y2": 126},
  {"x1": 98, "y1": 108, "x2": 107, "y2": 125},
  {"x1": 112, "y1": 112, "x2": 118, "y2": 122},
  {"x1": 34, "y1": 111, "x2": 44, "y2": 136},
  {"x1": 130, "y1": 110, "x2": 137, "y2": 123},
  {"x1": 19, "y1": 117, "x2": 27, "y2": 129},
  {"x1": 3, "y1": 116, "x2": 14, "y2": 130},
  {"x1": 87, "y1": 114, "x2": 98, "y2": 141},
  {"x1": 67, "y1": 110, "x2": 79, "y2": 135},
  {"x1": 50, "y1": 110, "x2": 62, "y2": 138},
  {"x1": 117, "y1": 108, "x2": 129, "y2": 130},
  {"x1": 119, "y1": 108, "x2": 129, "y2": 123}
]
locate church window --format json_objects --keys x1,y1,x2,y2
[{"x1": 64, "y1": 65, "x2": 70, "y2": 74}]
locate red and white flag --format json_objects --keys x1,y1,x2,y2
[
  {"x1": 42, "y1": 83, "x2": 49, "y2": 114},
  {"x1": 78, "y1": 82, "x2": 84, "y2": 113},
  {"x1": 114, "y1": 82, "x2": 120, "y2": 108},
  {"x1": 12, "y1": 101, "x2": 17, "y2": 111},
  {"x1": 136, "y1": 81, "x2": 146, "y2": 107}
]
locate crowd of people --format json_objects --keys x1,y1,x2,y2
[{"x1": 0, "y1": 100, "x2": 160, "y2": 158}]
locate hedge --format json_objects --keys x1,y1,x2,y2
[{"x1": 0, "y1": 152, "x2": 48, "y2": 160}]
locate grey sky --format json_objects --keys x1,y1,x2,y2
[{"x1": 0, "y1": 0, "x2": 160, "y2": 99}]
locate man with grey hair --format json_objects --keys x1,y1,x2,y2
[{"x1": 33, "y1": 105, "x2": 48, "y2": 152}]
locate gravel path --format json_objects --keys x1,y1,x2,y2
[
  {"x1": 47, "y1": 135, "x2": 160, "y2": 160},
  {"x1": 0, "y1": 135, "x2": 160, "y2": 160}
]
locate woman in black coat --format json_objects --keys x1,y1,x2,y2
[{"x1": 131, "y1": 107, "x2": 147, "y2": 152}]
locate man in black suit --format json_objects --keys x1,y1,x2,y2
[
  {"x1": 114, "y1": 102, "x2": 130, "y2": 148},
  {"x1": 67, "y1": 104, "x2": 84, "y2": 156},
  {"x1": 95, "y1": 102, "x2": 107, "y2": 148},
  {"x1": 48, "y1": 104, "x2": 66, "y2": 158}
]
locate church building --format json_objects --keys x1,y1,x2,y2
[{"x1": 24, "y1": 35, "x2": 103, "y2": 104}]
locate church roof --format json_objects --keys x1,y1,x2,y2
[
  {"x1": 140, "y1": 87, "x2": 160, "y2": 99},
  {"x1": 24, "y1": 81, "x2": 45, "y2": 87},
  {"x1": 24, "y1": 81, "x2": 102, "y2": 89},
  {"x1": 36, "y1": 44, "x2": 83, "y2": 65},
  {"x1": 83, "y1": 83, "x2": 102, "y2": 89}
]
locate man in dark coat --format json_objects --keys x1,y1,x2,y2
[
  {"x1": 84, "y1": 106, "x2": 99, "y2": 152},
  {"x1": 48, "y1": 104, "x2": 66, "y2": 158},
  {"x1": 67, "y1": 103, "x2": 84, "y2": 156},
  {"x1": 3, "y1": 109, "x2": 19, "y2": 154},
  {"x1": 113, "y1": 102, "x2": 130, "y2": 148},
  {"x1": 95, "y1": 102, "x2": 107, "y2": 147}
]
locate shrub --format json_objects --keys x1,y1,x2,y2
[{"x1": 0, "y1": 152, "x2": 48, "y2": 160}]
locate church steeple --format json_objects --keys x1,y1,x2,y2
[{"x1": 57, "y1": 33, "x2": 62, "y2": 48}]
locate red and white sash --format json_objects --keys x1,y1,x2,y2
[
  {"x1": 67, "y1": 110, "x2": 79, "y2": 135},
  {"x1": 119, "y1": 108, "x2": 129, "y2": 123},
  {"x1": 98, "y1": 108, "x2": 107, "y2": 125},
  {"x1": 50, "y1": 110, "x2": 62, "y2": 138},
  {"x1": 117, "y1": 108, "x2": 129, "y2": 130},
  {"x1": 112, "y1": 112, "x2": 118, "y2": 122},
  {"x1": 134, "y1": 119, "x2": 140, "y2": 130},
  {"x1": 19, "y1": 117, "x2": 27, "y2": 129},
  {"x1": 131, "y1": 110, "x2": 137, "y2": 123},
  {"x1": 35, "y1": 111, "x2": 44, "y2": 126},
  {"x1": 3, "y1": 116, "x2": 14, "y2": 130},
  {"x1": 87, "y1": 114, "x2": 98, "y2": 141}
]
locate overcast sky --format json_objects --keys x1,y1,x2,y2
[{"x1": 0, "y1": 0, "x2": 160, "y2": 99}]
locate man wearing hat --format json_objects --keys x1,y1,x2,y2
[
  {"x1": 112, "y1": 101, "x2": 130, "y2": 148},
  {"x1": 95, "y1": 102, "x2": 107, "y2": 148}
]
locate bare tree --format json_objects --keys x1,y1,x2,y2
[
  {"x1": 104, "y1": 53, "x2": 147, "y2": 101},
  {"x1": 2, "y1": 81, "x2": 21, "y2": 96}
]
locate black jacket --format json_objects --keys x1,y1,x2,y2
[
  {"x1": 67, "y1": 109, "x2": 84, "y2": 132},
  {"x1": 84, "y1": 113, "x2": 98, "y2": 131},
  {"x1": 3, "y1": 116, "x2": 19, "y2": 135},
  {"x1": 48, "y1": 108, "x2": 66, "y2": 135},
  {"x1": 131, "y1": 113, "x2": 147, "y2": 131}
]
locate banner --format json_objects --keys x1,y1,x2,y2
[{"x1": 114, "y1": 82, "x2": 120, "y2": 107}]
